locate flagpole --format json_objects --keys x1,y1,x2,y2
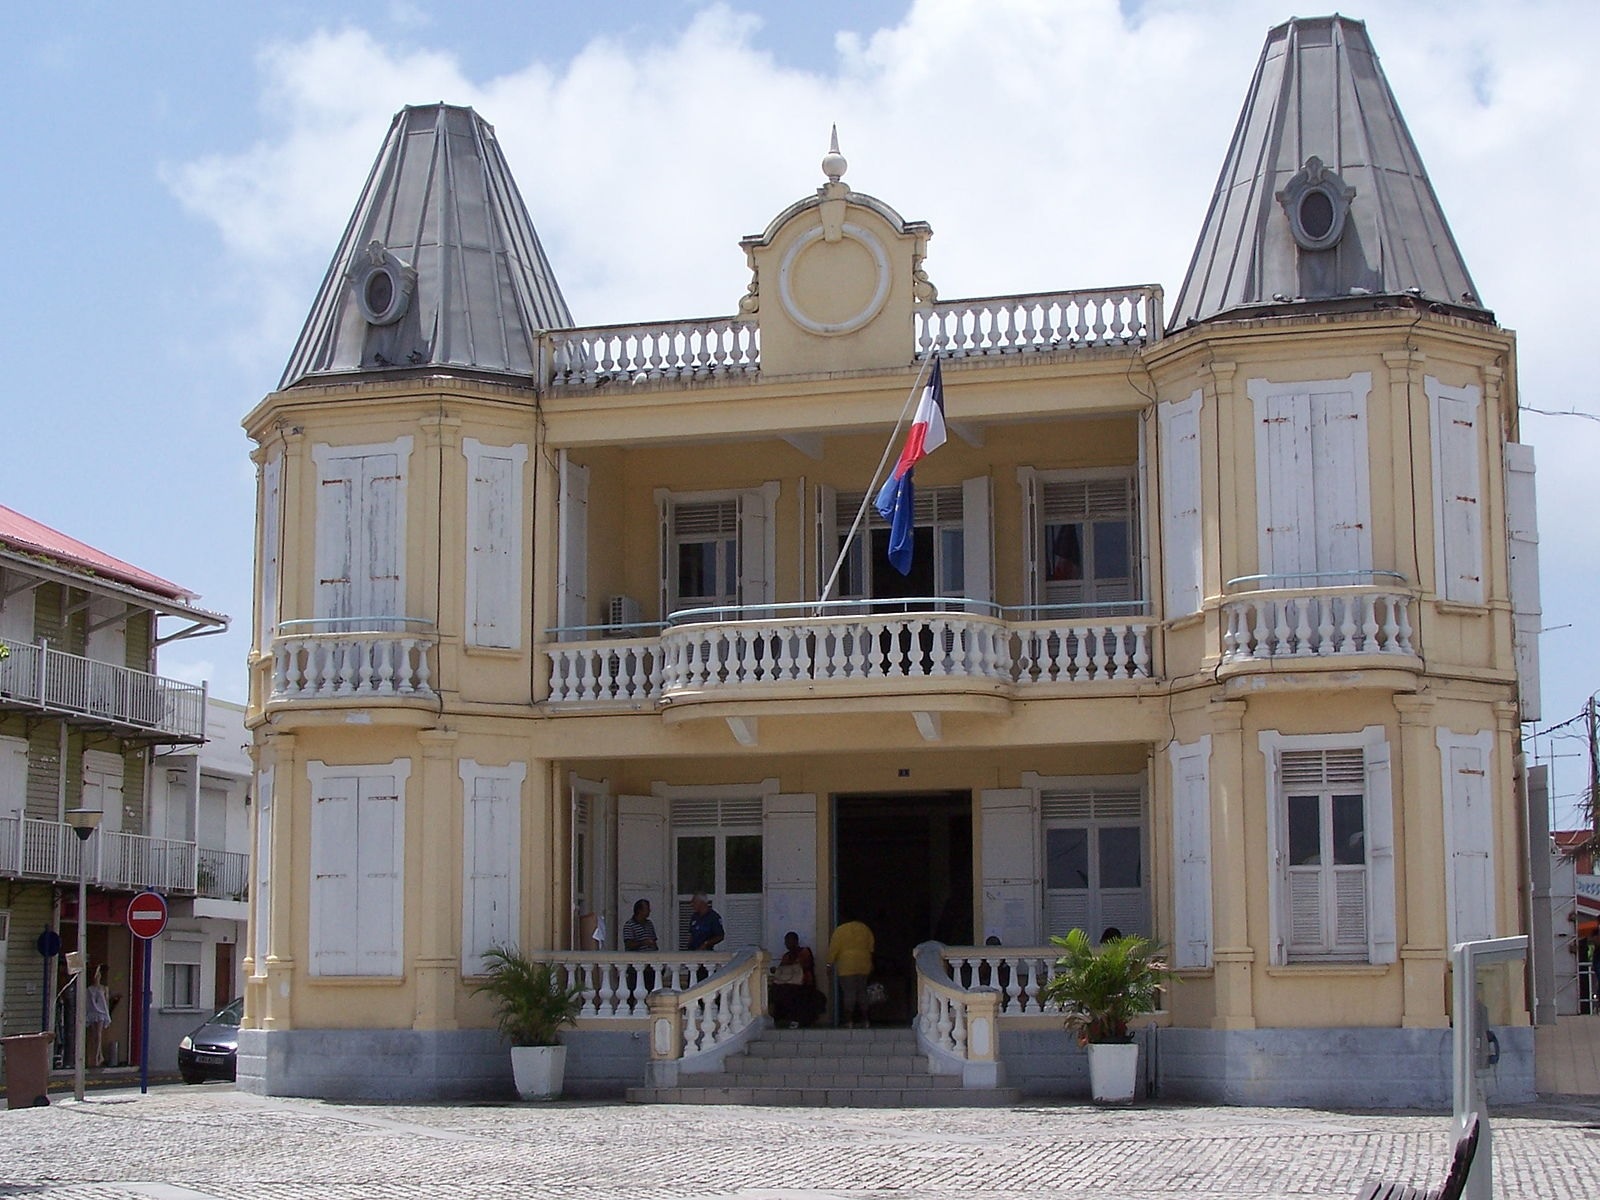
[{"x1": 816, "y1": 352, "x2": 939, "y2": 613}]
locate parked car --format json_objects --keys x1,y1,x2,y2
[{"x1": 177, "y1": 998, "x2": 242, "y2": 1084}]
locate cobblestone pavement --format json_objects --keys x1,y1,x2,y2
[{"x1": 1, "y1": 1088, "x2": 1596, "y2": 1199}]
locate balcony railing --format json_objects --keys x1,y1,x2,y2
[
  {"x1": 0, "y1": 815, "x2": 197, "y2": 893},
  {"x1": 0, "y1": 638, "x2": 206, "y2": 741},
  {"x1": 1221, "y1": 585, "x2": 1416, "y2": 664},
  {"x1": 539, "y1": 286, "x2": 1163, "y2": 388},
  {"x1": 269, "y1": 618, "x2": 436, "y2": 702},
  {"x1": 546, "y1": 602, "x2": 1155, "y2": 705},
  {"x1": 197, "y1": 847, "x2": 250, "y2": 901}
]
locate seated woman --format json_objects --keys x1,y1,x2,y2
[{"x1": 769, "y1": 931, "x2": 824, "y2": 1029}]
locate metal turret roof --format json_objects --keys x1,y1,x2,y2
[
  {"x1": 280, "y1": 104, "x2": 572, "y2": 389},
  {"x1": 1170, "y1": 16, "x2": 1487, "y2": 329}
]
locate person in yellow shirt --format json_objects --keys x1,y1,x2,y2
[{"x1": 826, "y1": 918, "x2": 875, "y2": 1028}]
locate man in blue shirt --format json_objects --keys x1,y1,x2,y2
[{"x1": 686, "y1": 892, "x2": 725, "y2": 951}]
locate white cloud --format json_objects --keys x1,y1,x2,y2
[{"x1": 167, "y1": 0, "x2": 1600, "y2": 815}]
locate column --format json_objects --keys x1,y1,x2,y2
[
  {"x1": 261, "y1": 730, "x2": 297, "y2": 1031},
  {"x1": 1208, "y1": 698, "x2": 1255, "y2": 1029},
  {"x1": 1396, "y1": 694, "x2": 1446, "y2": 1027},
  {"x1": 413, "y1": 728, "x2": 460, "y2": 1030}
]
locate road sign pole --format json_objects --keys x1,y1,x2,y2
[
  {"x1": 124, "y1": 891, "x2": 168, "y2": 1096},
  {"x1": 140, "y1": 936, "x2": 151, "y2": 1093}
]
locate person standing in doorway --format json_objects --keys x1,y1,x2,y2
[
  {"x1": 685, "y1": 893, "x2": 724, "y2": 952},
  {"x1": 827, "y1": 917, "x2": 875, "y2": 1028},
  {"x1": 86, "y1": 964, "x2": 113, "y2": 1068}
]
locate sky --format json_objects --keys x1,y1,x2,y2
[{"x1": 4, "y1": 1, "x2": 1596, "y2": 824}]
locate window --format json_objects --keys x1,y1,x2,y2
[
  {"x1": 308, "y1": 760, "x2": 409, "y2": 977},
  {"x1": 164, "y1": 938, "x2": 203, "y2": 1010},
  {"x1": 1261, "y1": 728, "x2": 1395, "y2": 965},
  {"x1": 671, "y1": 796, "x2": 764, "y2": 949},
  {"x1": 1041, "y1": 783, "x2": 1149, "y2": 939},
  {"x1": 831, "y1": 486, "x2": 967, "y2": 605},
  {"x1": 1023, "y1": 470, "x2": 1141, "y2": 618},
  {"x1": 312, "y1": 438, "x2": 412, "y2": 627},
  {"x1": 659, "y1": 485, "x2": 776, "y2": 620}
]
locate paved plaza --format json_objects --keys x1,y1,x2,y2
[{"x1": 0, "y1": 1087, "x2": 1596, "y2": 1198}]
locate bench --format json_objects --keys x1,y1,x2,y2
[{"x1": 1355, "y1": 1113, "x2": 1479, "y2": 1200}]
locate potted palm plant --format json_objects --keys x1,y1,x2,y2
[
  {"x1": 472, "y1": 946, "x2": 587, "y2": 1100},
  {"x1": 1040, "y1": 928, "x2": 1171, "y2": 1104}
]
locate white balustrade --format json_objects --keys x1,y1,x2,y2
[
  {"x1": 943, "y1": 947, "x2": 1064, "y2": 1015},
  {"x1": 918, "y1": 287, "x2": 1162, "y2": 357},
  {"x1": 1009, "y1": 621, "x2": 1154, "y2": 683},
  {"x1": 545, "y1": 639, "x2": 661, "y2": 703},
  {"x1": 548, "y1": 317, "x2": 759, "y2": 387},
  {"x1": 537, "y1": 952, "x2": 732, "y2": 1019},
  {"x1": 1222, "y1": 589, "x2": 1415, "y2": 663},
  {"x1": 913, "y1": 942, "x2": 1004, "y2": 1087},
  {"x1": 0, "y1": 638, "x2": 205, "y2": 739},
  {"x1": 642, "y1": 949, "x2": 769, "y2": 1082},
  {"x1": 271, "y1": 633, "x2": 435, "y2": 700}
]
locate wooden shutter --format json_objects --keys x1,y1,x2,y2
[
  {"x1": 1160, "y1": 392, "x2": 1203, "y2": 616},
  {"x1": 1431, "y1": 381, "x2": 1484, "y2": 604},
  {"x1": 82, "y1": 750, "x2": 124, "y2": 835},
  {"x1": 980, "y1": 788, "x2": 1040, "y2": 946},
  {"x1": 0, "y1": 568, "x2": 35, "y2": 643},
  {"x1": 1505, "y1": 443, "x2": 1541, "y2": 720},
  {"x1": 739, "y1": 485, "x2": 776, "y2": 608},
  {"x1": 1255, "y1": 389, "x2": 1314, "y2": 580},
  {"x1": 1310, "y1": 387, "x2": 1371, "y2": 576},
  {"x1": 315, "y1": 456, "x2": 357, "y2": 622},
  {"x1": 461, "y1": 763, "x2": 523, "y2": 974},
  {"x1": 962, "y1": 475, "x2": 992, "y2": 606},
  {"x1": 1365, "y1": 741, "x2": 1397, "y2": 964},
  {"x1": 259, "y1": 453, "x2": 281, "y2": 649},
  {"x1": 465, "y1": 441, "x2": 526, "y2": 649},
  {"x1": 616, "y1": 794, "x2": 669, "y2": 938},
  {"x1": 310, "y1": 774, "x2": 359, "y2": 975},
  {"x1": 355, "y1": 774, "x2": 403, "y2": 976},
  {"x1": 360, "y1": 454, "x2": 403, "y2": 620},
  {"x1": 1018, "y1": 469, "x2": 1040, "y2": 610},
  {"x1": 1439, "y1": 731, "x2": 1496, "y2": 945},
  {"x1": 557, "y1": 454, "x2": 590, "y2": 634},
  {"x1": 764, "y1": 793, "x2": 818, "y2": 954},
  {"x1": 657, "y1": 494, "x2": 672, "y2": 620},
  {"x1": 1169, "y1": 737, "x2": 1213, "y2": 969},
  {"x1": 0, "y1": 735, "x2": 28, "y2": 822}
]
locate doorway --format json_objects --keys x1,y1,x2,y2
[{"x1": 832, "y1": 790, "x2": 972, "y2": 1025}]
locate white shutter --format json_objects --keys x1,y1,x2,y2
[
  {"x1": 962, "y1": 475, "x2": 992, "y2": 606},
  {"x1": 313, "y1": 439, "x2": 411, "y2": 623},
  {"x1": 558, "y1": 453, "x2": 590, "y2": 633},
  {"x1": 763, "y1": 793, "x2": 817, "y2": 954},
  {"x1": 362, "y1": 454, "x2": 403, "y2": 620},
  {"x1": 1018, "y1": 469, "x2": 1040, "y2": 610},
  {"x1": 1439, "y1": 730, "x2": 1496, "y2": 946},
  {"x1": 310, "y1": 775, "x2": 359, "y2": 975},
  {"x1": 259, "y1": 453, "x2": 281, "y2": 649},
  {"x1": 1160, "y1": 391, "x2": 1203, "y2": 615},
  {"x1": 1255, "y1": 389, "x2": 1314, "y2": 580},
  {"x1": 314, "y1": 456, "x2": 356, "y2": 622},
  {"x1": 657, "y1": 494, "x2": 672, "y2": 620},
  {"x1": 980, "y1": 788, "x2": 1040, "y2": 946},
  {"x1": 461, "y1": 761, "x2": 524, "y2": 974},
  {"x1": 1309, "y1": 387, "x2": 1371, "y2": 576},
  {"x1": 1169, "y1": 736, "x2": 1213, "y2": 969},
  {"x1": 1364, "y1": 741, "x2": 1396, "y2": 964},
  {"x1": 0, "y1": 569, "x2": 35, "y2": 643},
  {"x1": 739, "y1": 484, "x2": 777, "y2": 608},
  {"x1": 1505, "y1": 443, "x2": 1542, "y2": 720},
  {"x1": 0, "y1": 735, "x2": 28, "y2": 821},
  {"x1": 1429, "y1": 380, "x2": 1484, "y2": 604},
  {"x1": 82, "y1": 750, "x2": 124, "y2": 835},
  {"x1": 815, "y1": 483, "x2": 838, "y2": 600},
  {"x1": 253, "y1": 765, "x2": 273, "y2": 971},
  {"x1": 617, "y1": 794, "x2": 669, "y2": 937},
  {"x1": 356, "y1": 774, "x2": 404, "y2": 976},
  {"x1": 465, "y1": 440, "x2": 527, "y2": 649}
]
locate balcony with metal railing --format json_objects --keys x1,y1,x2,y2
[
  {"x1": 0, "y1": 638, "x2": 206, "y2": 742},
  {"x1": 545, "y1": 598, "x2": 1156, "y2": 708},
  {"x1": 0, "y1": 814, "x2": 198, "y2": 893}
]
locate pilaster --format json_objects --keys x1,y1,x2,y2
[
  {"x1": 1395, "y1": 694, "x2": 1446, "y2": 1027},
  {"x1": 262, "y1": 729, "x2": 298, "y2": 1031},
  {"x1": 413, "y1": 728, "x2": 461, "y2": 1030},
  {"x1": 1207, "y1": 697, "x2": 1256, "y2": 1029},
  {"x1": 1381, "y1": 348, "x2": 1426, "y2": 592},
  {"x1": 419, "y1": 413, "x2": 463, "y2": 694}
]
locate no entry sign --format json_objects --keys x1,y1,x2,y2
[{"x1": 126, "y1": 891, "x2": 168, "y2": 940}]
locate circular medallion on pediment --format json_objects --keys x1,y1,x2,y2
[{"x1": 777, "y1": 222, "x2": 891, "y2": 336}]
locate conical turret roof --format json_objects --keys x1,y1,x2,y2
[
  {"x1": 1170, "y1": 16, "x2": 1486, "y2": 329},
  {"x1": 280, "y1": 104, "x2": 572, "y2": 389}
]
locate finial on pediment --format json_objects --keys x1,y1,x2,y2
[{"x1": 821, "y1": 125, "x2": 848, "y2": 184}]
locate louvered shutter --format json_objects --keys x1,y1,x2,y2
[
  {"x1": 617, "y1": 794, "x2": 669, "y2": 941},
  {"x1": 1505, "y1": 443, "x2": 1541, "y2": 720},
  {"x1": 1365, "y1": 743, "x2": 1397, "y2": 964},
  {"x1": 356, "y1": 774, "x2": 403, "y2": 976},
  {"x1": 1170, "y1": 738, "x2": 1213, "y2": 968},
  {"x1": 558, "y1": 455, "x2": 590, "y2": 633},
  {"x1": 1160, "y1": 392, "x2": 1202, "y2": 616},
  {"x1": 980, "y1": 788, "x2": 1040, "y2": 946},
  {"x1": 1440, "y1": 731, "x2": 1496, "y2": 945},
  {"x1": 311, "y1": 775, "x2": 359, "y2": 975},
  {"x1": 764, "y1": 794, "x2": 817, "y2": 954}
]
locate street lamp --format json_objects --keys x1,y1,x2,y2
[{"x1": 65, "y1": 807, "x2": 102, "y2": 1103}]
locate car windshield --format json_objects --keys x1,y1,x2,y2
[{"x1": 211, "y1": 998, "x2": 243, "y2": 1027}]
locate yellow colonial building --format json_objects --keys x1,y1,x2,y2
[{"x1": 239, "y1": 15, "x2": 1541, "y2": 1105}]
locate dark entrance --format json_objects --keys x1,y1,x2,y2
[{"x1": 833, "y1": 790, "x2": 972, "y2": 1025}]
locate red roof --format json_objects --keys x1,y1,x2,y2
[{"x1": 0, "y1": 504, "x2": 194, "y2": 601}]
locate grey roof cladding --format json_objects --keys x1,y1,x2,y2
[
  {"x1": 280, "y1": 104, "x2": 573, "y2": 390},
  {"x1": 1169, "y1": 16, "x2": 1485, "y2": 330}
]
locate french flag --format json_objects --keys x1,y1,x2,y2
[{"x1": 874, "y1": 359, "x2": 947, "y2": 575}]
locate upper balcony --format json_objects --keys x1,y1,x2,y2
[
  {"x1": 0, "y1": 815, "x2": 200, "y2": 894},
  {"x1": 0, "y1": 638, "x2": 207, "y2": 743},
  {"x1": 545, "y1": 599, "x2": 1157, "y2": 711},
  {"x1": 1216, "y1": 572, "x2": 1423, "y2": 685},
  {"x1": 264, "y1": 617, "x2": 437, "y2": 710}
]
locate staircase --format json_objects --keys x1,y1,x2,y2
[{"x1": 627, "y1": 1026, "x2": 1021, "y2": 1107}]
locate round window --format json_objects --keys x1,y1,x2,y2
[
  {"x1": 364, "y1": 269, "x2": 396, "y2": 318},
  {"x1": 1299, "y1": 189, "x2": 1336, "y2": 241},
  {"x1": 352, "y1": 246, "x2": 414, "y2": 327}
]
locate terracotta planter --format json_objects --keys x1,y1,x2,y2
[
  {"x1": 510, "y1": 1044, "x2": 567, "y2": 1100},
  {"x1": 1086, "y1": 1040, "x2": 1139, "y2": 1104}
]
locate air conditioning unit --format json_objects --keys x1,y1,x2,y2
[{"x1": 605, "y1": 595, "x2": 643, "y2": 636}]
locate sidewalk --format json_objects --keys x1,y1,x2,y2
[{"x1": 0, "y1": 1085, "x2": 1596, "y2": 1199}]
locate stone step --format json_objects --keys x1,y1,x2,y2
[
  {"x1": 733, "y1": 1053, "x2": 930, "y2": 1076},
  {"x1": 626, "y1": 1084, "x2": 1022, "y2": 1108},
  {"x1": 722, "y1": 1070, "x2": 965, "y2": 1090},
  {"x1": 742, "y1": 1030, "x2": 918, "y2": 1058}
]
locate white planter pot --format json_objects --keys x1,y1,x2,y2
[
  {"x1": 1086, "y1": 1040, "x2": 1139, "y2": 1104},
  {"x1": 510, "y1": 1044, "x2": 567, "y2": 1101}
]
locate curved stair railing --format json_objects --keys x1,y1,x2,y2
[
  {"x1": 646, "y1": 947, "x2": 769, "y2": 1085},
  {"x1": 913, "y1": 941, "x2": 1003, "y2": 1088}
]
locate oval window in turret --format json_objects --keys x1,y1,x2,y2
[
  {"x1": 351, "y1": 241, "x2": 415, "y2": 326},
  {"x1": 1299, "y1": 189, "x2": 1336, "y2": 241},
  {"x1": 364, "y1": 269, "x2": 395, "y2": 318}
]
